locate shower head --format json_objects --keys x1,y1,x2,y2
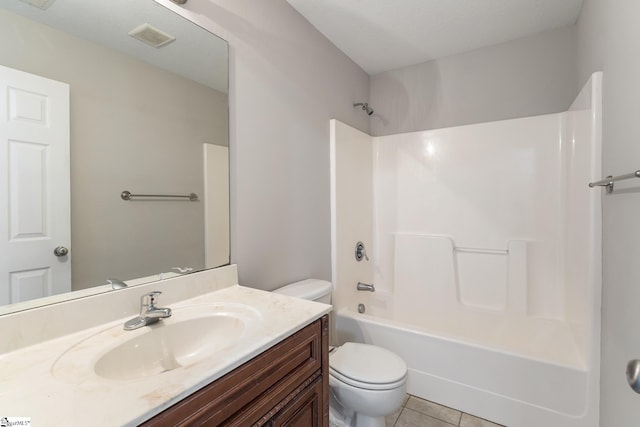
[{"x1": 354, "y1": 102, "x2": 374, "y2": 116}]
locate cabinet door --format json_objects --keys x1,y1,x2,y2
[
  {"x1": 140, "y1": 317, "x2": 326, "y2": 427},
  {"x1": 272, "y1": 379, "x2": 323, "y2": 427}
]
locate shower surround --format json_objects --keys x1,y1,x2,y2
[{"x1": 330, "y1": 73, "x2": 602, "y2": 427}]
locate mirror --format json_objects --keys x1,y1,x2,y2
[{"x1": 0, "y1": 0, "x2": 229, "y2": 314}]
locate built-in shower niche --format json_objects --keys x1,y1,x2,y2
[{"x1": 394, "y1": 234, "x2": 528, "y2": 314}]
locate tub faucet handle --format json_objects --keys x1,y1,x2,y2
[{"x1": 355, "y1": 241, "x2": 369, "y2": 261}]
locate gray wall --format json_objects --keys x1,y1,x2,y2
[
  {"x1": 577, "y1": 1, "x2": 640, "y2": 425},
  {"x1": 162, "y1": 0, "x2": 640, "y2": 423},
  {"x1": 159, "y1": 0, "x2": 370, "y2": 289},
  {"x1": 370, "y1": 26, "x2": 579, "y2": 136},
  {"x1": 0, "y1": 8, "x2": 228, "y2": 289}
]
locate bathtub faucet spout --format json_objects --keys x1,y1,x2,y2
[{"x1": 357, "y1": 282, "x2": 375, "y2": 292}]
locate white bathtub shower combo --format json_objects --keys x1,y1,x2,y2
[{"x1": 330, "y1": 73, "x2": 602, "y2": 427}]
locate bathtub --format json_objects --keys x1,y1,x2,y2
[
  {"x1": 330, "y1": 73, "x2": 602, "y2": 427},
  {"x1": 334, "y1": 306, "x2": 597, "y2": 427}
]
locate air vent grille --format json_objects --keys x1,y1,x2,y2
[{"x1": 128, "y1": 24, "x2": 175, "y2": 48}]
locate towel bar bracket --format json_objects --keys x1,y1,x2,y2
[{"x1": 588, "y1": 170, "x2": 640, "y2": 193}]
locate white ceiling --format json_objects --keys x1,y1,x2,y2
[{"x1": 286, "y1": 0, "x2": 584, "y2": 75}]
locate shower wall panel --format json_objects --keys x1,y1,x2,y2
[{"x1": 373, "y1": 114, "x2": 566, "y2": 319}]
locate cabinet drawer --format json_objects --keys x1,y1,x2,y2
[
  {"x1": 271, "y1": 377, "x2": 323, "y2": 427},
  {"x1": 141, "y1": 318, "x2": 323, "y2": 427}
]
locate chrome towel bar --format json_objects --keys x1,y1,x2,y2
[
  {"x1": 121, "y1": 190, "x2": 199, "y2": 201},
  {"x1": 588, "y1": 170, "x2": 640, "y2": 193}
]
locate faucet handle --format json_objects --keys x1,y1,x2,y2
[
  {"x1": 141, "y1": 291, "x2": 162, "y2": 310},
  {"x1": 355, "y1": 241, "x2": 369, "y2": 261}
]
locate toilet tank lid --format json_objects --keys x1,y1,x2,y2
[{"x1": 273, "y1": 279, "x2": 332, "y2": 301}]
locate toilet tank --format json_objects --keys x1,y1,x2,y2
[{"x1": 273, "y1": 279, "x2": 332, "y2": 304}]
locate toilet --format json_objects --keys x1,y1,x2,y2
[{"x1": 274, "y1": 279, "x2": 407, "y2": 427}]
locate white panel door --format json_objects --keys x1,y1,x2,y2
[{"x1": 0, "y1": 65, "x2": 71, "y2": 305}]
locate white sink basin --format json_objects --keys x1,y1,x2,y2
[
  {"x1": 52, "y1": 303, "x2": 261, "y2": 382},
  {"x1": 95, "y1": 314, "x2": 247, "y2": 380}
]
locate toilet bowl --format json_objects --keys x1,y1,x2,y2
[{"x1": 273, "y1": 279, "x2": 407, "y2": 427}]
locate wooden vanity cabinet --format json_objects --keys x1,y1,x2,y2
[{"x1": 140, "y1": 315, "x2": 329, "y2": 427}]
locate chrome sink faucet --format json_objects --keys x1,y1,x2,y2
[{"x1": 124, "y1": 291, "x2": 172, "y2": 331}]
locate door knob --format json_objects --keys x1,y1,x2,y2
[
  {"x1": 626, "y1": 359, "x2": 640, "y2": 393},
  {"x1": 53, "y1": 246, "x2": 69, "y2": 257}
]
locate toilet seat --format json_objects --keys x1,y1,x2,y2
[
  {"x1": 330, "y1": 367, "x2": 407, "y2": 391},
  {"x1": 329, "y1": 343, "x2": 407, "y2": 391}
]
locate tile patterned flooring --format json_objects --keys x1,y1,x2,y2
[{"x1": 386, "y1": 395, "x2": 506, "y2": 427}]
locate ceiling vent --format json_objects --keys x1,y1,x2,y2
[
  {"x1": 128, "y1": 24, "x2": 176, "y2": 48},
  {"x1": 18, "y1": 0, "x2": 56, "y2": 10}
]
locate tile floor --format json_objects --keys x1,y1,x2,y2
[{"x1": 386, "y1": 395, "x2": 506, "y2": 427}]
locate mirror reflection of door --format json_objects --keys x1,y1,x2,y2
[{"x1": 0, "y1": 65, "x2": 71, "y2": 304}]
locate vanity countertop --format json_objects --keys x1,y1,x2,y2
[{"x1": 0, "y1": 285, "x2": 331, "y2": 426}]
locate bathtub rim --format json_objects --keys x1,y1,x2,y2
[{"x1": 334, "y1": 307, "x2": 589, "y2": 372}]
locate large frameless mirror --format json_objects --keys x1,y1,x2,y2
[{"x1": 0, "y1": 0, "x2": 229, "y2": 314}]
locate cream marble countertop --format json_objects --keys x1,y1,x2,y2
[{"x1": 0, "y1": 285, "x2": 331, "y2": 426}]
